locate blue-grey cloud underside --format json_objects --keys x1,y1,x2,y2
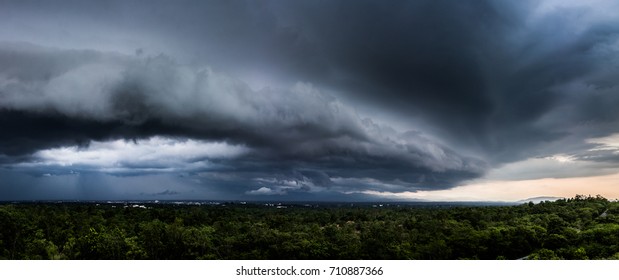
[{"x1": 1, "y1": 0, "x2": 619, "y2": 200}]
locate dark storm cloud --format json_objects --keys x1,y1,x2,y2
[
  {"x1": 2, "y1": 0, "x2": 619, "y2": 200},
  {"x1": 0, "y1": 42, "x2": 483, "y2": 195},
  {"x1": 266, "y1": 0, "x2": 619, "y2": 162},
  {"x1": 3, "y1": 1, "x2": 619, "y2": 158}
]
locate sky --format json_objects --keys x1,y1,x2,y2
[{"x1": 1, "y1": 0, "x2": 619, "y2": 202}]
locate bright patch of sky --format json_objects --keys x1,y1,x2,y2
[{"x1": 18, "y1": 137, "x2": 248, "y2": 174}]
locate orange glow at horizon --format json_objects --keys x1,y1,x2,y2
[{"x1": 365, "y1": 172, "x2": 619, "y2": 202}]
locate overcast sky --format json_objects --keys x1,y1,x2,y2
[{"x1": 1, "y1": 0, "x2": 619, "y2": 201}]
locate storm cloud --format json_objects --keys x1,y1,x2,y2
[
  {"x1": 1, "y1": 0, "x2": 619, "y2": 200},
  {"x1": 0, "y1": 42, "x2": 483, "y2": 197}
]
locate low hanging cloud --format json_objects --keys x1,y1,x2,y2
[{"x1": 0, "y1": 42, "x2": 484, "y2": 195}]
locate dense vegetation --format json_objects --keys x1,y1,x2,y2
[{"x1": 1, "y1": 195, "x2": 619, "y2": 260}]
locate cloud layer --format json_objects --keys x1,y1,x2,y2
[
  {"x1": 0, "y1": 42, "x2": 484, "y2": 197},
  {"x1": 1, "y1": 0, "x2": 619, "y2": 200}
]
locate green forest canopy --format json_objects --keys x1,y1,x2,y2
[{"x1": 1, "y1": 195, "x2": 619, "y2": 260}]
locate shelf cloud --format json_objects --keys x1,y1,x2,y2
[{"x1": 1, "y1": 0, "x2": 619, "y2": 200}]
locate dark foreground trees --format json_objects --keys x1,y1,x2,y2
[{"x1": 1, "y1": 195, "x2": 618, "y2": 259}]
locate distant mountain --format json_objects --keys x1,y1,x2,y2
[{"x1": 517, "y1": 196, "x2": 564, "y2": 204}]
